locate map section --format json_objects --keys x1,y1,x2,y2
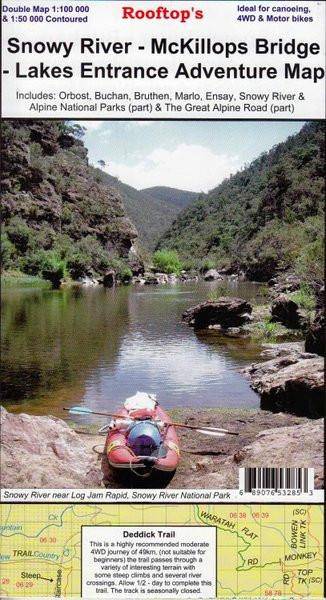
[{"x1": 0, "y1": 503, "x2": 323, "y2": 599}]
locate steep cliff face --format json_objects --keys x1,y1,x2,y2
[
  {"x1": 88, "y1": 170, "x2": 181, "y2": 251},
  {"x1": 88, "y1": 173, "x2": 199, "y2": 251},
  {"x1": 1, "y1": 120, "x2": 140, "y2": 280}
]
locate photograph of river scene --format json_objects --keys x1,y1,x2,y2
[{"x1": 1, "y1": 119, "x2": 324, "y2": 489}]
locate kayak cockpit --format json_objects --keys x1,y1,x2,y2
[{"x1": 103, "y1": 392, "x2": 180, "y2": 481}]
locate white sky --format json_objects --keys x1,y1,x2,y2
[{"x1": 81, "y1": 121, "x2": 304, "y2": 192}]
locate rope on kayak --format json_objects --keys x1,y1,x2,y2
[
  {"x1": 129, "y1": 457, "x2": 153, "y2": 478},
  {"x1": 75, "y1": 434, "x2": 224, "y2": 458},
  {"x1": 92, "y1": 444, "x2": 105, "y2": 456},
  {"x1": 90, "y1": 442, "x2": 224, "y2": 458}
]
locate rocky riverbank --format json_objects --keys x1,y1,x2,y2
[
  {"x1": 242, "y1": 346, "x2": 324, "y2": 418},
  {"x1": 76, "y1": 269, "x2": 200, "y2": 287},
  {"x1": 1, "y1": 406, "x2": 323, "y2": 490},
  {"x1": 182, "y1": 283, "x2": 324, "y2": 413},
  {"x1": 73, "y1": 263, "x2": 244, "y2": 287}
]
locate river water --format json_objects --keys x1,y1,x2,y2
[{"x1": 1, "y1": 280, "x2": 265, "y2": 423}]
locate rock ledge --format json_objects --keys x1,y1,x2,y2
[
  {"x1": 183, "y1": 297, "x2": 252, "y2": 329},
  {"x1": 243, "y1": 350, "x2": 324, "y2": 418},
  {"x1": 0, "y1": 407, "x2": 102, "y2": 488}
]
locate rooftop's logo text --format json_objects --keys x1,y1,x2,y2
[{"x1": 122, "y1": 5, "x2": 204, "y2": 23}]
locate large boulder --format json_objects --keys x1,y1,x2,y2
[
  {"x1": 129, "y1": 259, "x2": 144, "y2": 277},
  {"x1": 243, "y1": 352, "x2": 324, "y2": 418},
  {"x1": 203, "y1": 269, "x2": 222, "y2": 281},
  {"x1": 167, "y1": 274, "x2": 178, "y2": 284},
  {"x1": 132, "y1": 276, "x2": 146, "y2": 285},
  {"x1": 155, "y1": 273, "x2": 169, "y2": 284},
  {"x1": 269, "y1": 273, "x2": 301, "y2": 296},
  {"x1": 102, "y1": 270, "x2": 116, "y2": 287},
  {"x1": 232, "y1": 419, "x2": 324, "y2": 489},
  {"x1": 189, "y1": 419, "x2": 324, "y2": 490},
  {"x1": 271, "y1": 294, "x2": 301, "y2": 328},
  {"x1": 143, "y1": 272, "x2": 160, "y2": 285},
  {"x1": 305, "y1": 286, "x2": 325, "y2": 356},
  {"x1": 0, "y1": 407, "x2": 102, "y2": 488},
  {"x1": 260, "y1": 341, "x2": 304, "y2": 359},
  {"x1": 78, "y1": 275, "x2": 99, "y2": 287},
  {"x1": 182, "y1": 297, "x2": 252, "y2": 329},
  {"x1": 305, "y1": 313, "x2": 325, "y2": 356}
]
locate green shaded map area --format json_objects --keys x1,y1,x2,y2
[{"x1": 0, "y1": 504, "x2": 323, "y2": 598}]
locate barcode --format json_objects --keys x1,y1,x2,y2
[{"x1": 240, "y1": 468, "x2": 312, "y2": 493}]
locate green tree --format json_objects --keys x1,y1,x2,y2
[
  {"x1": 6, "y1": 217, "x2": 33, "y2": 253},
  {"x1": 1, "y1": 232, "x2": 16, "y2": 268},
  {"x1": 295, "y1": 238, "x2": 324, "y2": 287},
  {"x1": 40, "y1": 254, "x2": 66, "y2": 288},
  {"x1": 153, "y1": 250, "x2": 182, "y2": 274},
  {"x1": 58, "y1": 121, "x2": 86, "y2": 138},
  {"x1": 23, "y1": 250, "x2": 65, "y2": 288}
]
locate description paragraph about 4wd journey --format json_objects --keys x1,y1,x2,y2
[{"x1": 82, "y1": 526, "x2": 216, "y2": 598}]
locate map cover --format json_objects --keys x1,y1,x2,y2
[{"x1": 0, "y1": 0, "x2": 325, "y2": 598}]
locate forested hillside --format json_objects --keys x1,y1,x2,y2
[
  {"x1": 2, "y1": 120, "x2": 324, "y2": 287},
  {"x1": 1, "y1": 120, "x2": 140, "y2": 282},
  {"x1": 158, "y1": 122, "x2": 324, "y2": 283},
  {"x1": 141, "y1": 186, "x2": 199, "y2": 210}
]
